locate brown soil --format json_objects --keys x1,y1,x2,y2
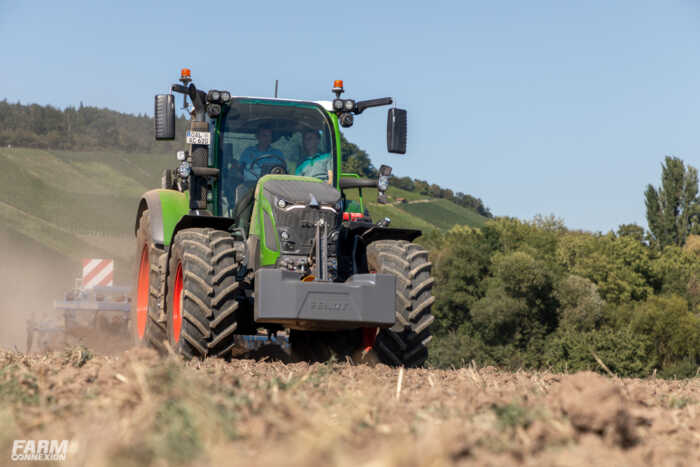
[{"x1": 0, "y1": 347, "x2": 697, "y2": 466}]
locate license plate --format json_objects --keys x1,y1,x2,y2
[{"x1": 186, "y1": 131, "x2": 210, "y2": 145}]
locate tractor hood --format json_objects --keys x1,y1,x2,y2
[
  {"x1": 262, "y1": 177, "x2": 341, "y2": 207},
  {"x1": 252, "y1": 175, "x2": 341, "y2": 265}
]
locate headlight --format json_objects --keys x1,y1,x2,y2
[
  {"x1": 343, "y1": 99, "x2": 355, "y2": 111},
  {"x1": 220, "y1": 91, "x2": 231, "y2": 102},
  {"x1": 208, "y1": 90, "x2": 221, "y2": 102},
  {"x1": 378, "y1": 175, "x2": 389, "y2": 191},
  {"x1": 333, "y1": 99, "x2": 344, "y2": 111},
  {"x1": 277, "y1": 199, "x2": 287, "y2": 208},
  {"x1": 207, "y1": 103, "x2": 221, "y2": 118},
  {"x1": 339, "y1": 112, "x2": 354, "y2": 128},
  {"x1": 176, "y1": 150, "x2": 186, "y2": 161},
  {"x1": 178, "y1": 161, "x2": 191, "y2": 178}
]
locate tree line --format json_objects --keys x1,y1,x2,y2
[
  {"x1": 424, "y1": 157, "x2": 700, "y2": 378},
  {"x1": 0, "y1": 100, "x2": 186, "y2": 153}
]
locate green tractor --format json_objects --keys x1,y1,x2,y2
[{"x1": 133, "y1": 69, "x2": 434, "y2": 366}]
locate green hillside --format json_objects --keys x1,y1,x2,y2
[
  {"x1": 0, "y1": 147, "x2": 172, "y2": 278},
  {"x1": 343, "y1": 186, "x2": 487, "y2": 231},
  {"x1": 400, "y1": 199, "x2": 487, "y2": 229}
]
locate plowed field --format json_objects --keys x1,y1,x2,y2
[{"x1": 0, "y1": 347, "x2": 697, "y2": 466}]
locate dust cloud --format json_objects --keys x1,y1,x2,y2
[{"x1": 0, "y1": 228, "x2": 76, "y2": 351}]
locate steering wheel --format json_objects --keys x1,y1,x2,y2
[{"x1": 247, "y1": 153, "x2": 287, "y2": 177}]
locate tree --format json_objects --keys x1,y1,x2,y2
[
  {"x1": 617, "y1": 223, "x2": 645, "y2": 243},
  {"x1": 413, "y1": 179, "x2": 430, "y2": 195},
  {"x1": 392, "y1": 176, "x2": 415, "y2": 191},
  {"x1": 339, "y1": 132, "x2": 375, "y2": 177},
  {"x1": 645, "y1": 156, "x2": 700, "y2": 248},
  {"x1": 431, "y1": 226, "x2": 492, "y2": 334}
]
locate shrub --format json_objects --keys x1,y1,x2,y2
[
  {"x1": 426, "y1": 327, "x2": 489, "y2": 369},
  {"x1": 431, "y1": 226, "x2": 492, "y2": 334},
  {"x1": 554, "y1": 275, "x2": 605, "y2": 331},
  {"x1": 628, "y1": 295, "x2": 700, "y2": 368},
  {"x1": 543, "y1": 326, "x2": 655, "y2": 377}
]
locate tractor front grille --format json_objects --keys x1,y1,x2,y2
[
  {"x1": 260, "y1": 178, "x2": 341, "y2": 257},
  {"x1": 273, "y1": 206, "x2": 338, "y2": 255}
]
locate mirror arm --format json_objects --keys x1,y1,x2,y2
[
  {"x1": 354, "y1": 97, "x2": 393, "y2": 115},
  {"x1": 339, "y1": 177, "x2": 377, "y2": 189},
  {"x1": 191, "y1": 167, "x2": 220, "y2": 177},
  {"x1": 170, "y1": 84, "x2": 189, "y2": 94},
  {"x1": 170, "y1": 83, "x2": 207, "y2": 120}
]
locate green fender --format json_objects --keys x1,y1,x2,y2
[{"x1": 135, "y1": 189, "x2": 190, "y2": 247}]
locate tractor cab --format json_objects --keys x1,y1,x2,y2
[{"x1": 213, "y1": 98, "x2": 336, "y2": 220}]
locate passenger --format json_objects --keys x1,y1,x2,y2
[{"x1": 296, "y1": 129, "x2": 331, "y2": 180}]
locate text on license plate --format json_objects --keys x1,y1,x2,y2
[{"x1": 186, "y1": 131, "x2": 211, "y2": 145}]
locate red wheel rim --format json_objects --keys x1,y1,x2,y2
[
  {"x1": 136, "y1": 246, "x2": 149, "y2": 339},
  {"x1": 361, "y1": 327, "x2": 378, "y2": 352},
  {"x1": 172, "y1": 263, "x2": 183, "y2": 343}
]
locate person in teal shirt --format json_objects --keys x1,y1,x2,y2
[{"x1": 296, "y1": 129, "x2": 331, "y2": 180}]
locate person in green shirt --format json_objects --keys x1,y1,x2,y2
[{"x1": 295, "y1": 129, "x2": 331, "y2": 180}]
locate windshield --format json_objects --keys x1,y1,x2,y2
[{"x1": 218, "y1": 100, "x2": 334, "y2": 217}]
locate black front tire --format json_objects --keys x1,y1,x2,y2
[
  {"x1": 367, "y1": 240, "x2": 435, "y2": 367},
  {"x1": 165, "y1": 228, "x2": 248, "y2": 359}
]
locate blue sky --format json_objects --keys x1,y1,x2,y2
[{"x1": 2, "y1": 0, "x2": 700, "y2": 232}]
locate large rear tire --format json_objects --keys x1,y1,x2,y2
[
  {"x1": 133, "y1": 210, "x2": 167, "y2": 350},
  {"x1": 367, "y1": 240, "x2": 435, "y2": 367},
  {"x1": 165, "y1": 228, "x2": 247, "y2": 359}
]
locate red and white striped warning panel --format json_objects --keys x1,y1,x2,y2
[{"x1": 82, "y1": 259, "x2": 114, "y2": 289}]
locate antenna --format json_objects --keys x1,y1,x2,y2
[{"x1": 274, "y1": 79, "x2": 279, "y2": 98}]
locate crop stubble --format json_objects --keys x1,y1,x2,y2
[{"x1": 0, "y1": 348, "x2": 697, "y2": 466}]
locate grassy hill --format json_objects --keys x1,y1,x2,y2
[
  {"x1": 343, "y1": 186, "x2": 487, "y2": 231},
  {"x1": 0, "y1": 147, "x2": 170, "y2": 282},
  {"x1": 0, "y1": 147, "x2": 487, "y2": 267}
]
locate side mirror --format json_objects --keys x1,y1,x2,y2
[
  {"x1": 154, "y1": 94, "x2": 175, "y2": 140},
  {"x1": 387, "y1": 108, "x2": 407, "y2": 154}
]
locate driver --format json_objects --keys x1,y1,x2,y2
[
  {"x1": 296, "y1": 129, "x2": 331, "y2": 180},
  {"x1": 240, "y1": 123, "x2": 284, "y2": 175}
]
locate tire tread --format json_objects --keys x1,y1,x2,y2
[{"x1": 367, "y1": 240, "x2": 434, "y2": 367}]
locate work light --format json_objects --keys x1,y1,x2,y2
[
  {"x1": 207, "y1": 104, "x2": 221, "y2": 118},
  {"x1": 340, "y1": 113, "x2": 354, "y2": 128}
]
